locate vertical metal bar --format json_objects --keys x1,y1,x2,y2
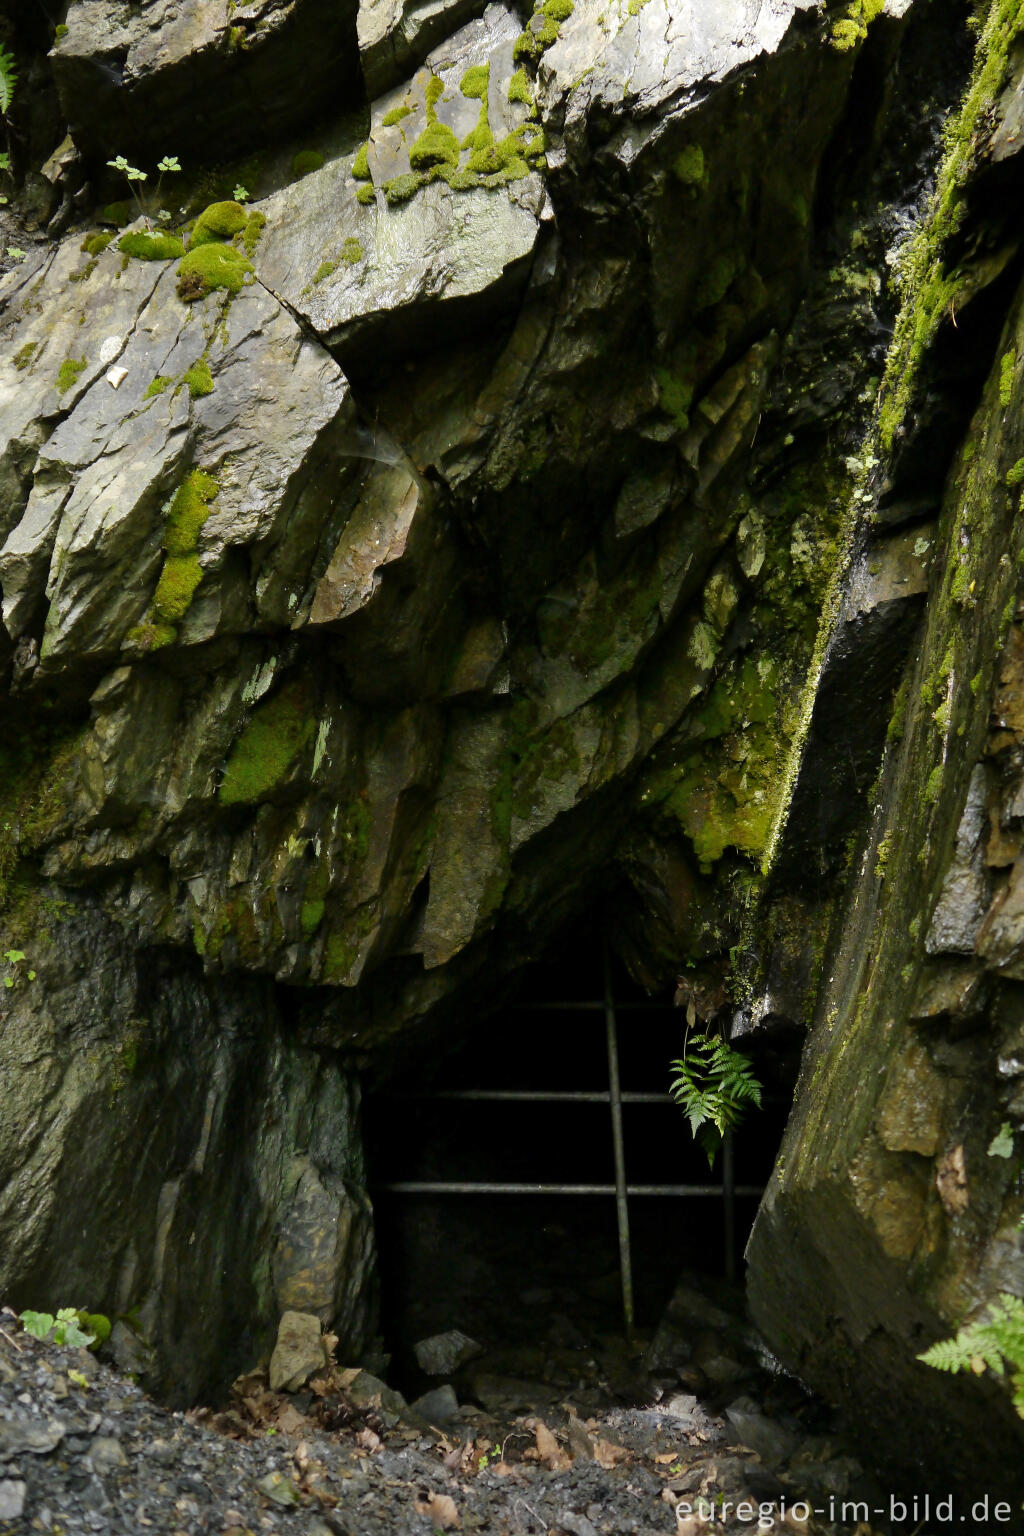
[
  {"x1": 722, "y1": 1130, "x2": 736, "y2": 1283},
  {"x1": 603, "y1": 946, "x2": 634, "y2": 1337}
]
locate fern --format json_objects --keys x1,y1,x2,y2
[
  {"x1": 919, "y1": 1293, "x2": 1024, "y2": 1417},
  {"x1": 0, "y1": 47, "x2": 16, "y2": 118},
  {"x1": 669, "y1": 1031, "x2": 763, "y2": 1168}
]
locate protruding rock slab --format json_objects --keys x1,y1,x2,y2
[
  {"x1": 269, "y1": 1311, "x2": 328, "y2": 1393},
  {"x1": 51, "y1": 0, "x2": 361, "y2": 163}
]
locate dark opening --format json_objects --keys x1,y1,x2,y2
[{"x1": 364, "y1": 930, "x2": 794, "y2": 1403}]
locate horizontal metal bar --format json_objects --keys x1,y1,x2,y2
[
  {"x1": 389, "y1": 1090, "x2": 675, "y2": 1104},
  {"x1": 375, "y1": 1181, "x2": 766, "y2": 1197}
]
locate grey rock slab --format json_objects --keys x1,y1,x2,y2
[
  {"x1": 0, "y1": 1412, "x2": 65, "y2": 1458},
  {"x1": 0, "y1": 231, "x2": 354, "y2": 665},
  {"x1": 51, "y1": 0, "x2": 360, "y2": 164},
  {"x1": 0, "y1": 1479, "x2": 25, "y2": 1520},
  {"x1": 86, "y1": 1436, "x2": 128, "y2": 1473},
  {"x1": 269, "y1": 1311, "x2": 328, "y2": 1394},
  {"x1": 256, "y1": 4, "x2": 542, "y2": 355},
  {"x1": 410, "y1": 1384, "x2": 460, "y2": 1422},
  {"x1": 358, "y1": 0, "x2": 488, "y2": 95},
  {"x1": 412, "y1": 1328, "x2": 482, "y2": 1375}
]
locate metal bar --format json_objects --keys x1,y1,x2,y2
[
  {"x1": 375, "y1": 1181, "x2": 767, "y2": 1196},
  {"x1": 388, "y1": 1090, "x2": 675, "y2": 1104},
  {"x1": 604, "y1": 948, "x2": 634, "y2": 1338},
  {"x1": 723, "y1": 1131, "x2": 736, "y2": 1284}
]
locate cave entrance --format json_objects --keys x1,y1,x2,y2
[{"x1": 364, "y1": 938, "x2": 789, "y2": 1402}]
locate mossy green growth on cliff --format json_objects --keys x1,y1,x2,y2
[
  {"x1": 829, "y1": 0, "x2": 884, "y2": 51},
  {"x1": 80, "y1": 231, "x2": 113, "y2": 256},
  {"x1": 176, "y1": 242, "x2": 253, "y2": 301},
  {"x1": 189, "y1": 200, "x2": 248, "y2": 248},
  {"x1": 118, "y1": 230, "x2": 186, "y2": 261},
  {"x1": 879, "y1": 0, "x2": 1024, "y2": 448},
  {"x1": 291, "y1": 150, "x2": 325, "y2": 179},
  {"x1": 219, "y1": 682, "x2": 315, "y2": 806},
  {"x1": 164, "y1": 470, "x2": 218, "y2": 555},
  {"x1": 514, "y1": 0, "x2": 573, "y2": 59},
  {"x1": 184, "y1": 359, "x2": 214, "y2": 398},
  {"x1": 241, "y1": 210, "x2": 266, "y2": 258},
  {"x1": 56, "y1": 357, "x2": 86, "y2": 394},
  {"x1": 153, "y1": 555, "x2": 202, "y2": 623},
  {"x1": 0, "y1": 719, "x2": 84, "y2": 912}
]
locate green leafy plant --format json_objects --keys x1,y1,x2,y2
[
  {"x1": 19, "y1": 1307, "x2": 110, "y2": 1349},
  {"x1": 3, "y1": 948, "x2": 35, "y2": 988},
  {"x1": 919, "y1": 1293, "x2": 1024, "y2": 1418},
  {"x1": 0, "y1": 46, "x2": 16, "y2": 117},
  {"x1": 107, "y1": 153, "x2": 181, "y2": 226},
  {"x1": 670, "y1": 1030, "x2": 762, "y2": 1167}
]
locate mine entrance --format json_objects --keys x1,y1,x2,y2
[{"x1": 365, "y1": 939, "x2": 792, "y2": 1400}]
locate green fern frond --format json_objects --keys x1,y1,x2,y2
[
  {"x1": 919, "y1": 1293, "x2": 1024, "y2": 1416},
  {"x1": 670, "y1": 1031, "x2": 763, "y2": 1166},
  {"x1": 0, "y1": 47, "x2": 16, "y2": 117}
]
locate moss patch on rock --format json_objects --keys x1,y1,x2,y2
[
  {"x1": 56, "y1": 357, "x2": 86, "y2": 394},
  {"x1": 291, "y1": 150, "x2": 325, "y2": 178},
  {"x1": 119, "y1": 230, "x2": 186, "y2": 261},
  {"x1": 219, "y1": 682, "x2": 315, "y2": 806},
  {"x1": 184, "y1": 359, "x2": 215, "y2": 398},
  {"x1": 176, "y1": 242, "x2": 254, "y2": 301},
  {"x1": 190, "y1": 200, "x2": 248, "y2": 249}
]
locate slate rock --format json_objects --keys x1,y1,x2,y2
[
  {"x1": 0, "y1": 1479, "x2": 25, "y2": 1521},
  {"x1": 413, "y1": 1329, "x2": 483, "y2": 1375},
  {"x1": 410, "y1": 1384, "x2": 459, "y2": 1423},
  {"x1": 268, "y1": 1312, "x2": 327, "y2": 1394},
  {"x1": 0, "y1": 1412, "x2": 65, "y2": 1458}
]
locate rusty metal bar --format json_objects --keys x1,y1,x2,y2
[
  {"x1": 377, "y1": 1182, "x2": 766, "y2": 1196},
  {"x1": 722, "y1": 1130, "x2": 737, "y2": 1283},
  {"x1": 394, "y1": 1090, "x2": 674, "y2": 1104},
  {"x1": 603, "y1": 948, "x2": 634, "y2": 1338}
]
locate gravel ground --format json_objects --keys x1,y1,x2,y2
[{"x1": 0, "y1": 1305, "x2": 890, "y2": 1536}]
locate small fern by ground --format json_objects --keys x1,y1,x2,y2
[
  {"x1": 919, "y1": 1293, "x2": 1024, "y2": 1418},
  {"x1": 0, "y1": 46, "x2": 16, "y2": 117},
  {"x1": 669, "y1": 1031, "x2": 763, "y2": 1167}
]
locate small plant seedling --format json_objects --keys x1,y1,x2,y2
[
  {"x1": 20, "y1": 1308, "x2": 97, "y2": 1348},
  {"x1": 670, "y1": 1030, "x2": 762, "y2": 1167},
  {"x1": 107, "y1": 154, "x2": 182, "y2": 227},
  {"x1": 233, "y1": 184, "x2": 251, "y2": 203}
]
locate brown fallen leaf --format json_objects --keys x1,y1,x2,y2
[
  {"x1": 654, "y1": 1451, "x2": 678, "y2": 1465},
  {"x1": 276, "y1": 1404, "x2": 308, "y2": 1436},
  {"x1": 936, "y1": 1143, "x2": 969, "y2": 1213},
  {"x1": 414, "y1": 1491, "x2": 460, "y2": 1529},
  {"x1": 356, "y1": 1427, "x2": 382, "y2": 1453},
  {"x1": 593, "y1": 1437, "x2": 628, "y2": 1469},
  {"x1": 533, "y1": 1421, "x2": 571, "y2": 1472}
]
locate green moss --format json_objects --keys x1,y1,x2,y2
[
  {"x1": 352, "y1": 142, "x2": 372, "y2": 181},
  {"x1": 425, "y1": 74, "x2": 445, "y2": 112},
  {"x1": 100, "y1": 201, "x2": 132, "y2": 227},
  {"x1": 356, "y1": 184, "x2": 376, "y2": 206},
  {"x1": 1006, "y1": 458, "x2": 1024, "y2": 487},
  {"x1": 879, "y1": 0, "x2": 1024, "y2": 448},
  {"x1": 460, "y1": 64, "x2": 491, "y2": 99},
  {"x1": 55, "y1": 22, "x2": 68, "y2": 37},
  {"x1": 312, "y1": 259, "x2": 337, "y2": 285},
  {"x1": 507, "y1": 67, "x2": 534, "y2": 107},
  {"x1": 176, "y1": 242, "x2": 253, "y2": 301},
  {"x1": 655, "y1": 366, "x2": 694, "y2": 430},
  {"x1": 219, "y1": 681, "x2": 314, "y2": 806},
  {"x1": 514, "y1": 0, "x2": 572, "y2": 59},
  {"x1": 242, "y1": 210, "x2": 266, "y2": 258},
  {"x1": 382, "y1": 105, "x2": 413, "y2": 127},
  {"x1": 153, "y1": 554, "x2": 203, "y2": 623},
  {"x1": 13, "y1": 342, "x2": 36, "y2": 371},
  {"x1": 925, "y1": 764, "x2": 944, "y2": 804},
  {"x1": 466, "y1": 129, "x2": 530, "y2": 180},
  {"x1": 123, "y1": 622, "x2": 176, "y2": 653},
  {"x1": 673, "y1": 144, "x2": 705, "y2": 187},
  {"x1": 409, "y1": 118, "x2": 461, "y2": 171},
  {"x1": 829, "y1": 0, "x2": 884, "y2": 50},
  {"x1": 80, "y1": 231, "x2": 113, "y2": 256},
  {"x1": 189, "y1": 200, "x2": 247, "y2": 248},
  {"x1": 341, "y1": 237, "x2": 363, "y2": 264},
  {"x1": 628, "y1": 0, "x2": 651, "y2": 15},
  {"x1": 164, "y1": 470, "x2": 219, "y2": 556},
  {"x1": 144, "y1": 375, "x2": 173, "y2": 398},
  {"x1": 118, "y1": 230, "x2": 185, "y2": 261},
  {"x1": 184, "y1": 359, "x2": 214, "y2": 398},
  {"x1": 383, "y1": 172, "x2": 422, "y2": 205},
  {"x1": 56, "y1": 357, "x2": 86, "y2": 394},
  {"x1": 1001, "y1": 348, "x2": 1017, "y2": 406},
  {"x1": 300, "y1": 897, "x2": 325, "y2": 939},
  {"x1": 291, "y1": 150, "x2": 325, "y2": 178}
]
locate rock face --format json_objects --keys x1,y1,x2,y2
[{"x1": 2, "y1": 0, "x2": 1023, "y2": 1484}]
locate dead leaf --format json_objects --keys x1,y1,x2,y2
[
  {"x1": 414, "y1": 1492, "x2": 460, "y2": 1529},
  {"x1": 936, "y1": 1143, "x2": 969, "y2": 1213},
  {"x1": 276, "y1": 1405, "x2": 308, "y2": 1436},
  {"x1": 533, "y1": 1421, "x2": 571, "y2": 1472},
  {"x1": 336, "y1": 1367, "x2": 361, "y2": 1390},
  {"x1": 493, "y1": 1460, "x2": 517, "y2": 1477},
  {"x1": 356, "y1": 1427, "x2": 382, "y2": 1453},
  {"x1": 442, "y1": 1445, "x2": 463, "y2": 1474},
  {"x1": 654, "y1": 1451, "x2": 678, "y2": 1465},
  {"x1": 321, "y1": 1331, "x2": 339, "y2": 1364},
  {"x1": 676, "y1": 1519, "x2": 704, "y2": 1536},
  {"x1": 593, "y1": 1437, "x2": 628, "y2": 1469}
]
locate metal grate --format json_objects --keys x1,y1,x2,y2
[{"x1": 375, "y1": 950, "x2": 765, "y2": 1333}]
